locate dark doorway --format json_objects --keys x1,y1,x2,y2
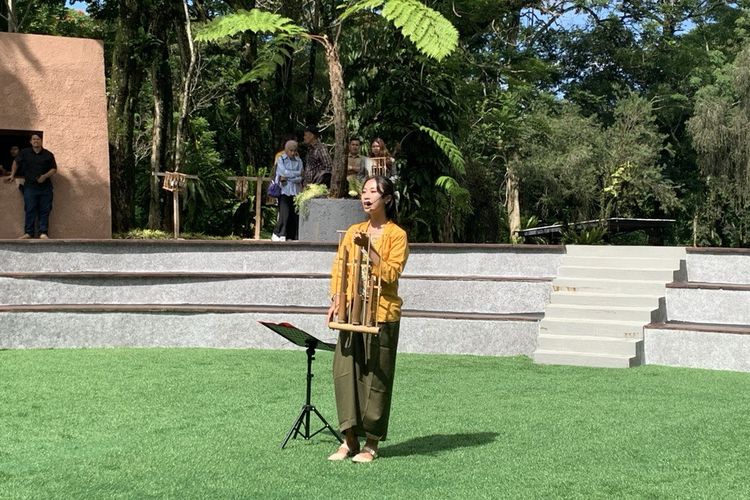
[{"x1": 0, "y1": 130, "x2": 42, "y2": 174}]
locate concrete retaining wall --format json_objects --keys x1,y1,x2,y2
[
  {"x1": 644, "y1": 327, "x2": 750, "y2": 372},
  {"x1": 665, "y1": 287, "x2": 750, "y2": 325},
  {"x1": 0, "y1": 311, "x2": 539, "y2": 357},
  {"x1": 686, "y1": 248, "x2": 750, "y2": 284}
]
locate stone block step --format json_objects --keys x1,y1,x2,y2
[
  {"x1": 0, "y1": 305, "x2": 541, "y2": 356},
  {"x1": 686, "y1": 248, "x2": 750, "y2": 284},
  {"x1": 544, "y1": 303, "x2": 656, "y2": 323},
  {"x1": 562, "y1": 256, "x2": 682, "y2": 270},
  {"x1": 540, "y1": 317, "x2": 644, "y2": 339},
  {"x1": 533, "y1": 349, "x2": 638, "y2": 368},
  {"x1": 644, "y1": 321, "x2": 750, "y2": 372},
  {"x1": 0, "y1": 273, "x2": 552, "y2": 314},
  {"x1": 536, "y1": 334, "x2": 642, "y2": 356},
  {"x1": 0, "y1": 241, "x2": 564, "y2": 277},
  {"x1": 557, "y1": 266, "x2": 677, "y2": 282},
  {"x1": 665, "y1": 284, "x2": 750, "y2": 325},
  {"x1": 550, "y1": 291, "x2": 661, "y2": 308},
  {"x1": 552, "y1": 277, "x2": 667, "y2": 295},
  {"x1": 565, "y1": 245, "x2": 686, "y2": 259}
]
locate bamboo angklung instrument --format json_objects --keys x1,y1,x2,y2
[
  {"x1": 371, "y1": 157, "x2": 388, "y2": 177},
  {"x1": 328, "y1": 232, "x2": 382, "y2": 334},
  {"x1": 335, "y1": 247, "x2": 349, "y2": 323}
]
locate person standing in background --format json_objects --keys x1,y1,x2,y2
[
  {"x1": 5, "y1": 134, "x2": 57, "y2": 239},
  {"x1": 303, "y1": 125, "x2": 332, "y2": 188},
  {"x1": 272, "y1": 140, "x2": 304, "y2": 241}
]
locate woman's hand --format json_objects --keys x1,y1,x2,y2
[
  {"x1": 353, "y1": 232, "x2": 369, "y2": 248},
  {"x1": 327, "y1": 296, "x2": 339, "y2": 324}
]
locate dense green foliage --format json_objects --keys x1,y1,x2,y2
[
  {"x1": 9, "y1": 0, "x2": 750, "y2": 244},
  {"x1": 1, "y1": 349, "x2": 749, "y2": 497}
]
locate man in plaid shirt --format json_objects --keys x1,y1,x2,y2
[{"x1": 303, "y1": 125, "x2": 332, "y2": 188}]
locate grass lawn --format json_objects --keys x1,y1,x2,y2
[{"x1": 1, "y1": 349, "x2": 749, "y2": 499}]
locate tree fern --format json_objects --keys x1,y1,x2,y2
[
  {"x1": 338, "y1": 0, "x2": 386, "y2": 22},
  {"x1": 417, "y1": 124, "x2": 465, "y2": 175},
  {"x1": 381, "y1": 0, "x2": 458, "y2": 61},
  {"x1": 195, "y1": 9, "x2": 304, "y2": 42},
  {"x1": 338, "y1": 0, "x2": 458, "y2": 61},
  {"x1": 237, "y1": 36, "x2": 303, "y2": 85}
]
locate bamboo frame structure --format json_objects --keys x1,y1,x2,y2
[{"x1": 328, "y1": 231, "x2": 383, "y2": 335}]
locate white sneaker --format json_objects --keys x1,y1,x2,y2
[{"x1": 271, "y1": 233, "x2": 286, "y2": 242}]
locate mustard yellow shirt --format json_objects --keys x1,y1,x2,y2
[{"x1": 329, "y1": 220, "x2": 409, "y2": 323}]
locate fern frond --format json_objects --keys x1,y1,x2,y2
[
  {"x1": 435, "y1": 175, "x2": 471, "y2": 206},
  {"x1": 417, "y1": 124, "x2": 465, "y2": 175},
  {"x1": 337, "y1": 0, "x2": 386, "y2": 22},
  {"x1": 381, "y1": 0, "x2": 458, "y2": 61},
  {"x1": 237, "y1": 36, "x2": 303, "y2": 85},
  {"x1": 195, "y1": 9, "x2": 304, "y2": 42}
]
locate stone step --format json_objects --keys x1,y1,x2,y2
[
  {"x1": 0, "y1": 241, "x2": 564, "y2": 277},
  {"x1": 644, "y1": 321, "x2": 750, "y2": 372},
  {"x1": 550, "y1": 291, "x2": 661, "y2": 308},
  {"x1": 0, "y1": 273, "x2": 551, "y2": 314},
  {"x1": 565, "y1": 245, "x2": 686, "y2": 259},
  {"x1": 544, "y1": 303, "x2": 656, "y2": 323},
  {"x1": 686, "y1": 248, "x2": 750, "y2": 284},
  {"x1": 539, "y1": 318, "x2": 644, "y2": 338},
  {"x1": 552, "y1": 277, "x2": 667, "y2": 295},
  {"x1": 557, "y1": 266, "x2": 677, "y2": 282},
  {"x1": 533, "y1": 349, "x2": 638, "y2": 368},
  {"x1": 562, "y1": 256, "x2": 682, "y2": 270},
  {"x1": 665, "y1": 284, "x2": 750, "y2": 325},
  {"x1": 536, "y1": 334, "x2": 642, "y2": 356},
  {"x1": 0, "y1": 305, "x2": 541, "y2": 356}
]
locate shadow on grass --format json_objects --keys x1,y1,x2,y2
[{"x1": 381, "y1": 432, "x2": 498, "y2": 458}]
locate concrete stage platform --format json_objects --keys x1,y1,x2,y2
[{"x1": 0, "y1": 239, "x2": 562, "y2": 357}]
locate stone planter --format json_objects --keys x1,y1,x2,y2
[{"x1": 298, "y1": 198, "x2": 367, "y2": 242}]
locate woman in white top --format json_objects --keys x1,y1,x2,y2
[{"x1": 272, "y1": 140, "x2": 304, "y2": 241}]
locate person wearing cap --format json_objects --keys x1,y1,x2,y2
[
  {"x1": 302, "y1": 125, "x2": 333, "y2": 188},
  {"x1": 5, "y1": 134, "x2": 57, "y2": 239}
]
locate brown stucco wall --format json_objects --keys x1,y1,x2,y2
[{"x1": 0, "y1": 32, "x2": 111, "y2": 239}]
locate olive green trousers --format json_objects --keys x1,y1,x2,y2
[{"x1": 332, "y1": 321, "x2": 400, "y2": 441}]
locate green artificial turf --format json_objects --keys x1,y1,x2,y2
[{"x1": 1, "y1": 349, "x2": 749, "y2": 499}]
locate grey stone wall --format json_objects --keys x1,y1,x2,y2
[{"x1": 644, "y1": 328, "x2": 750, "y2": 372}]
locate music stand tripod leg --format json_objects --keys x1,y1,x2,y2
[{"x1": 280, "y1": 342, "x2": 343, "y2": 449}]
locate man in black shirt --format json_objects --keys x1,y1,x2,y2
[{"x1": 5, "y1": 134, "x2": 57, "y2": 239}]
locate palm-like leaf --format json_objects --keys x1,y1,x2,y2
[
  {"x1": 338, "y1": 0, "x2": 458, "y2": 61},
  {"x1": 381, "y1": 0, "x2": 458, "y2": 61},
  {"x1": 195, "y1": 9, "x2": 304, "y2": 42},
  {"x1": 237, "y1": 36, "x2": 303, "y2": 85},
  {"x1": 417, "y1": 124, "x2": 465, "y2": 175}
]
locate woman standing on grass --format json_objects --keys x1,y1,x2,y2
[{"x1": 326, "y1": 176, "x2": 409, "y2": 463}]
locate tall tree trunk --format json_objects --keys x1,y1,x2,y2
[
  {"x1": 1, "y1": 0, "x2": 17, "y2": 32},
  {"x1": 505, "y1": 155, "x2": 521, "y2": 243},
  {"x1": 321, "y1": 36, "x2": 347, "y2": 198},
  {"x1": 147, "y1": 10, "x2": 174, "y2": 230},
  {"x1": 174, "y1": 0, "x2": 198, "y2": 172},
  {"x1": 108, "y1": 0, "x2": 145, "y2": 233}
]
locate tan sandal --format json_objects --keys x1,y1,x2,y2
[
  {"x1": 327, "y1": 443, "x2": 360, "y2": 461},
  {"x1": 351, "y1": 446, "x2": 378, "y2": 463}
]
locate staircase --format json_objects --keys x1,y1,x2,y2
[{"x1": 533, "y1": 245, "x2": 686, "y2": 368}]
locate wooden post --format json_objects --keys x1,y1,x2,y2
[
  {"x1": 154, "y1": 171, "x2": 198, "y2": 239},
  {"x1": 254, "y1": 176, "x2": 263, "y2": 240},
  {"x1": 173, "y1": 189, "x2": 181, "y2": 239}
]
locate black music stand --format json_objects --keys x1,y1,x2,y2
[{"x1": 258, "y1": 321, "x2": 342, "y2": 449}]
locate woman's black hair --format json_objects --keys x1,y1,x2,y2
[{"x1": 364, "y1": 175, "x2": 397, "y2": 221}]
